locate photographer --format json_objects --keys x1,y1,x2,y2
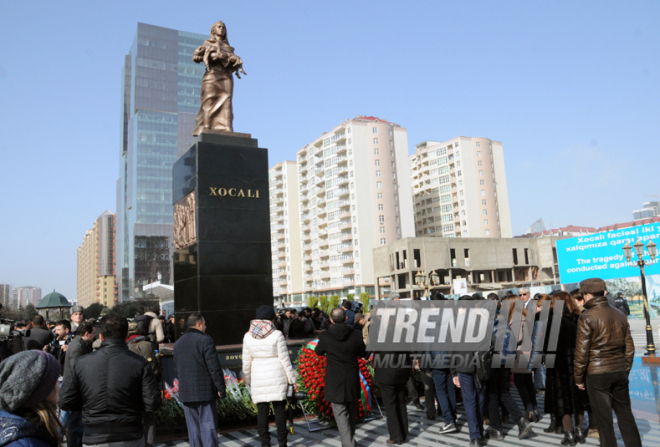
[{"x1": 44, "y1": 320, "x2": 72, "y2": 371}]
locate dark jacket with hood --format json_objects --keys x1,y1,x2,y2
[
  {"x1": 574, "y1": 296, "x2": 635, "y2": 385},
  {"x1": 0, "y1": 410, "x2": 57, "y2": 447},
  {"x1": 59, "y1": 339, "x2": 162, "y2": 444},
  {"x1": 173, "y1": 328, "x2": 226, "y2": 403},
  {"x1": 314, "y1": 322, "x2": 366, "y2": 402}
]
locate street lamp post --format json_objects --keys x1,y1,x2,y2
[
  {"x1": 415, "y1": 270, "x2": 440, "y2": 299},
  {"x1": 623, "y1": 238, "x2": 657, "y2": 359}
]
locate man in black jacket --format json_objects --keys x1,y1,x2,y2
[
  {"x1": 60, "y1": 313, "x2": 161, "y2": 447},
  {"x1": 315, "y1": 308, "x2": 366, "y2": 447},
  {"x1": 614, "y1": 292, "x2": 631, "y2": 316},
  {"x1": 22, "y1": 315, "x2": 53, "y2": 350},
  {"x1": 173, "y1": 314, "x2": 225, "y2": 447},
  {"x1": 60, "y1": 321, "x2": 95, "y2": 447}
]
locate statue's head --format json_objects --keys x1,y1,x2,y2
[{"x1": 211, "y1": 21, "x2": 227, "y2": 40}]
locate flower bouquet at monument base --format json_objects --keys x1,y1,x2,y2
[
  {"x1": 155, "y1": 372, "x2": 257, "y2": 427},
  {"x1": 296, "y1": 339, "x2": 376, "y2": 424}
]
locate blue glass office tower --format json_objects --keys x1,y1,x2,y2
[{"x1": 116, "y1": 23, "x2": 206, "y2": 301}]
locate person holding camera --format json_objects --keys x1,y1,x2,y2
[
  {"x1": 242, "y1": 305, "x2": 297, "y2": 447},
  {"x1": 44, "y1": 320, "x2": 72, "y2": 371}
]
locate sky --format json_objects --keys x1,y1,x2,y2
[{"x1": 1, "y1": 1, "x2": 659, "y2": 300}]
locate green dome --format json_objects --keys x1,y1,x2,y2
[{"x1": 37, "y1": 290, "x2": 72, "y2": 309}]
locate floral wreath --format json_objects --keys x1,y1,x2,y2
[{"x1": 296, "y1": 339, "x2": 374, "y2": 423}]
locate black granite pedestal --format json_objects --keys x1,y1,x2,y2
[{"x1": 172, "y1": 131, "x2": 272, "y2": 345}]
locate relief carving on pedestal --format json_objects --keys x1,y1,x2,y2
[{"x1": 174, "y1": 191, "x2": 197, "y2": 249}]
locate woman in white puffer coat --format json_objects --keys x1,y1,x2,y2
[{"x1": 243, "y1": 305, "x2": 297, "y2": 447}]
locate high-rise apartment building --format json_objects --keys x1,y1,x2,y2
[
  {"x1": 77, "y1": 211, "x2": 118, "y2": 308},
  {"x1": 11, "y1": 287, "x2": 41, "y2": 308},
  {"x1": 287, "y1": 116, "x2": 414, "y2": 300},
  {"x1": 116, "y1": 23, "x2": 206, "y2": 301},
  {"x1": 0, "y1": 285, "x2": 10, "y2": 309},
  {"x1": 633, "y1": 201, "x2": 660, "y2": 220},
  {"x1": 269, "y1": 161, "x2": 302, "y2": 297},
  {"x1": 410, "y1": 137, "x2": 512, "y2": 238}
]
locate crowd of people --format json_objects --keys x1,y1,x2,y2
[
  {"x1": 0, "y1": 306, "x2": 170, "y2": 447},
  {"x1": 0, "y1": 276, "x2": 642, "y2": 447},
  {"x1": 272, "y1": 300, "x2": 367, "y2": 340},
  {"x1": 299, "y1": 278, "x2": 640, "y2": 447}
]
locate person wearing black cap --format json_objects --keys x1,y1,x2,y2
[
  {"x1": 614, "y1": 292, "x2": 631, "y2": 316},
  {"x1": 243, "y1": 305, "x2": 297, "y2": 447},
  {"x1": 0, "y1": 350, "x2": 62, "y2": 447},
  {"x1": 574, "y1": 277, "x2": 640, "y2": 447}
]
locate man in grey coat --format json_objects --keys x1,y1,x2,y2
[
  {"x1": 173, "y1": 314, "x2": 225, "y2": 447},
  {"x1": 314, "y1": 308, "x2": 366, "y2": 447}
]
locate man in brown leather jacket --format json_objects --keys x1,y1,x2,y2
[{"x1": 574, "y1": 278, "x2": 641, "y2": 447}]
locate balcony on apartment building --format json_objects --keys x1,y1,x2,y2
[
  {"x1": 338, "y1": 243, "x2": 353, "y2": 253},
  {"x1": 338, "y1": 220, "x2": 352, "y2": 230},
  {"x1": 336, "y1": 187, "x2": 350, "y2": 198},
  {"x1": 339, "y1": 232, "x2": 352, "y2": 242}
]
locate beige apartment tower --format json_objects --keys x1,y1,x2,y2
[
  {"x1": 281, "y1": 116, "x2": 414, "y2": 301},
  {"x1": 410, "y1": 137, "x2": 512, "y2": 239},
  {"x1": 77, "y1": 211, "x2": 118, "y2": 308},
  {"x1": 269, "y1": 161, "x2": 303, "y2": 298}
]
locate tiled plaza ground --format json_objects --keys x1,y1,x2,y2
[
  {"x1": 157, "y1": 319, "x2": 660, "y2": 447},
  {"x1": 155, "y1": 385, "x2": 660, "y2": 447}
]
